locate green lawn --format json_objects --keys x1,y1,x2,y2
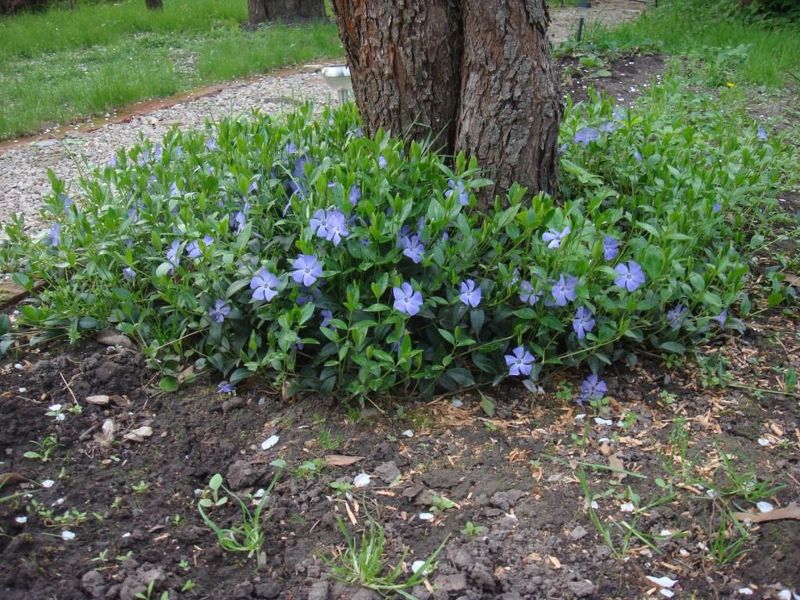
[{"x1": 0, "y1": 0, "x2": 342, "y2": 140}]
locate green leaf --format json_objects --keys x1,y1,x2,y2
[
  {"x1": 659, "y1": 341, "x2": 685, "y2": 354},
  {"x1": 446, "y1": 367, "x2": 474, "y2": 387},
  {"x1": 159, "y1": 376, "x2": 179, "y2": 392},
  {"x1": 479, "y1": 393, "x2": 495, "y2": 417}
]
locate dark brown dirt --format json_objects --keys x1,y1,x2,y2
[{"x1": 1, "y1": 54, "x2": 799, "y2": 600}]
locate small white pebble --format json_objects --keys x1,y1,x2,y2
[
  {"x1": 253, "y1": 489, "x2": 265, "y2": 499},
  {"x1": 56, "y1": 414, "x2": 66, "y2": 421},
  {"x1": 594, "y1": 417, "x2": 612, "y2": 426},
  {"x1": 53, "y1": 498, "x2": 64, "y2": 506},
  {"x1": 41, "y1": 479, "x2": 55, "y2": 488},
  {"x1": 757, "y1": 438, "x2": 770, "y2": 447},
  {"x1": 418, "y1": 512, "x2": 434, "y2": 521},
  {"x1": 402, "y1": 430, "x2": 414, "y2": 438},
  {"x1": 706, "y1": 489, "x2": 718, "y2": 499},
  {"x1": 48, "y1": 404, "x2": 62, "y2": 412},
  {"x1": 451, "y1": 399, "x2": 463, "y2": 408},
  {"x1": 660, "y1": 591, "x2": 675, "y2": 598},
  {"x1": 122, "y1": 532, "x2": 131, "y2": 538},
  {"x1": 575, "y1": 413, "x2": 586, "y2": 420},
  {"x1": 261, "y1": 435, "x2": 279, "y2": 451},
  {"x1": 18, "y1": 387, "x2": 26, "y2": 393},
  {"x1": 61, "y1": 530, "x2": 76, "y2": 541},
  {"x1": 590, "y1": 501, "x2": 599, "y2": 509},
  {"x1": 777, "y1": 591, "x2": 791, "y2": 600},
  {"x1": 660, "y1": 529, "x2": 672, "y2": 537},
  {"x1": 14, "y1": 363, "x2": 23, "y2": 370},
  {"x1": 620, "y1": 502, "x2": 635, "y2": 513},
  {"x1": 353, "y1": 473, "x2": 371, "y2": 488},
  {"x1": 737, "y1": 589, "x2": 754, "y2": 596},
  {"x1": 14, "y1": 516, "x2": 27, "y2": 524},
  {"x1": 757, "y1": 501, "x2": 774, "y2": 513}
]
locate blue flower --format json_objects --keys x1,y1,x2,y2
[
  {"x1": 309, "y1": 209, "x2": 330, "y2": 239},
  {"x1": 250, "y1": 268, "x2": 280, "y2": 302},
  {"x1": 542, "y1": 226, "x2": 570, "y2": 249},
  {"x1": 519, "y1": 281, "x2": 541, "y2": 306},
  {"x1": 248, "y1": 176, "x2": 260, "y2": 195},
  {"x1": 574, "y1": 127, "x2": 599, "y2": 145},
  {"x1": 505, "y1": 346, "x2": 536, "y2": 377},
  {"x1": 551, "y1": 274, "x2": 578, "y2": 307},
  {"x1": 632, "y1": 148, "x2": 643, "y2": 163},
  {"x1": 205, "y1": 136, "x2": 218, "y2": 151},
  {"x1": 378, "y1": 155, "x2": 388, "y2": 169},
  {"x1": 49, "y1": 223, "x2": 61, "y2": 248},
  {"x1": 166, "y1": 241, "x2": 181, "y2": 272},
  {"x1": 603, "y1": 235, "x2": 619, "y2": 261},
  {"x1": 59, "y1": 193, "x2": 72, "y2": 212},
  {"x1": 230, "y1": 211, "x2": 246, "y2": 234},
  {"x1": 291, "y1": 254, "x2": 323, "y2": 287},
  {"x1": 325, "y1": 210, "x2": 349, "y2": 247},
  {"x1": 296, "y1": 286, "x2": 322, "y2": 306},
  {"x1": 209, "y1": 300, "x2": 230, "y2": 323},
  {"x1": 399, "y1": 234, "x2": 425, "y2": 264},
  {"x1": 712, "y1": 308, "x2": 728, "y2": 330},
  {"x1": 392, "y1": 282, "x2": 423, "y2": 316},
  {"x1": 186, "y1": 235, "x2": 214, "y2": 259},
  {"x1": 445, "y1": 179, "x2": 469, "y2": 206},
  {"x1": 122, "y1": 267, "x2": 136, "y2": 281},
  {"x1": 349, "y1": 184, "x2": 361, "y2": 206},
  {"x1": 667, "y1": 304, "x2": 688, "y2": 329},
  {"x1": 757, "y1": 126, "x2": 767, "y2": 141},
  {"x1": 169, "y1": 182, "x2": 180, "y2": 198},
  {"x1": 579, "y1": 374, "x2": 607, "y2": 404},
  {"x1": 599, "y1": 121, "x2": 618, "y2": 133},
  {"x1": 217, "y1": 381, "x2": 235, "y2": 394},
  {"x1": 712, "y1": 202, "x2": 721, "y2": 213},
  {"x1": 107, "y1": 155, "x2": 118, "y2": 168},
  {"x1": 614, "y1": 261, "x2": 646, "y2": 292},
  {"x1": 320, "y1": 309, "x2": 333, "y2": 329},
  {"x1": 572, "y1": 307, "x2": 596, "y2": 340},
  {"x1": 459, "y1": 279, "x2": 482, "y2": 308}
]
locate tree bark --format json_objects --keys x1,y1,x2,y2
[
  {"x1": 145, "y1": 0, "x2": 163, "y2": 10},
  {"x1": 331, "y1": 0, "x2": 562, "y2": 206},
  {"x1": 249, "y1": 0, "x2": 327, "y2": 26}
]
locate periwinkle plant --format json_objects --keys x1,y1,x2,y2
[{"x1": 0, "y1": 88, "x2": 782, "y2": 400}]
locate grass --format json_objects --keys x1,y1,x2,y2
[
  {"x1": 585, "y1": 0, "x2": 800, "y2": 88},
  {"x1": 0, "y1": 0, "x2": 342, "y2": 140}
]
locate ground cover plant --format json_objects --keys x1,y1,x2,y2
[
  {"x1": 0, "y1": 0, "x2": 341, "y2": 140},
  {"x1": 0, "y1": 68, "x2": 792, "y2": 404}
]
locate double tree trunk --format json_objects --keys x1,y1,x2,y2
[
  {"x1": 331, "y1": 0, "x2": 562, "y2": 206},
  {"x1": 248, "y1": 0, "x2": 327, "y2": 25}
]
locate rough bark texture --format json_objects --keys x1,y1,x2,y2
[
  {"x1": 456, "y1": 0, "x2": 561, "y2": 199},
  {"x1": 331, "y1": 0, "x2": 562, "y2": 206},
  {"x1": 249, "y1": 0, "x2": 326, "y2": 25},
  {"x1": 145, "y1": 0, "x2": 163, "y2": 10},
  {"x1": 330, "y1": 0, "x2": 464, "y2": 152}
]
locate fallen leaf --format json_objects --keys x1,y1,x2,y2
[
  {"x1": 85, "y1": 394, "x2": 110, "y2": 406},
  {"x1": 325, "y1": 455, "x2": 364, "y2": 467},
  {"x1": 608, "y1": 454, "x2": 627, "y2": 481},
  {"x1": 548, "y1": 555, "x2": 562, "y2": 569},
  {"x1": 0, "y1": 473, "x2": 28, "y2": 486},
  {"x1": 95, "y1": 419, "x2": 116, "y2": 447},
  {"x1": 97, "y1": 329, "x2": 137, "y2": 350},
  {"x1": 733, "y1": 505, "x2": 800, "y2": 523}
]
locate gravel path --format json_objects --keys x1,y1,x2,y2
[{"x1": 0, "y1": 0, "x2": 644, "y2": 235}]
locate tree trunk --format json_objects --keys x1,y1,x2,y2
[
  {"x1": 249, "y1": 0, "x2": 327, "y2": 26},
  {"x1": 330, "y1": 0, "x2": 562, "y2": 206},
  {"x1": 145, "y1": 0, "x2": 163, "y2": 10}
]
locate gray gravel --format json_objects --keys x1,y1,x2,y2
[{"x1": 0, "y1": 0, "x2": 643, "y2": 237}]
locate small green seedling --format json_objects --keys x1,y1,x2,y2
[
  {"x1": 430, "y1": 496, "x2": 455, "y2": 512},
  {"x1": 23, "y1": 435, "x2": 59, "y2": 462},
  {"x1": 131, "y1": 481, "x2": 149, "y2": 494},
  {"x1": 460, "y1": 521, "x2": 486, "y2": 540},
  {"x1": 198, "y1": 474, "x2": 228, "y2": 509}
]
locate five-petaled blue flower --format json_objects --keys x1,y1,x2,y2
[
  {"x1": 310, "y1": 209, "x2": 330, "y2": 239},
  {"x1": 505, "y1": 346, "x2": 536, "y2": 377},
  {"x1": 209, "y1": 300, "x2": 230, "y2": 323},
  {"x1": 459, "y1": 280, "x2": 482, "y2": 308},
  {"x1": 519, "y1": 281, "x2": 541, "y2": 306},
  {"x1": 445, "y1": 179, "x2": 469, "y2": 206},
  {"x1": 757, "y1": 126, "x2": 767, "y2": 141},
  {"x1": 291, "y1": 254, "x2": 323, "y2": 287},
  {"x1": 603, "y1": 235, "x2": 619, "y2": 261},
  {"x1": 378, "y1": 156, "x2": 388, "y2": 169},
  {"x1": 399, "y1": 234, "x2": 425, "y2": 264},
  {"x1": 349, "y1": 184, "x2": 361, "y2": 206},
  {"x1": 667, "y1": 304, "x2": 688, "y2": 329},
  {"x1": 614, "y1": 261, "x2": 646, "y2": 292},
  {"x1": 217, "y1": 381, "x2": 235, "y2": 394},
  {"x1": 573, "y1": 306, "x2": 596, "y2": 340},
  {"x1": 579, "y1": 374, "x2": 607, "y2": 404},
  {"x1": 325, "y1": 209, "x2": 349, "y2": 246},
  {"x1": 542, "y1": 226, "x2": 570, "y2": 249},
  {"x1": 49, "y1": 223, "x2": 61, "y2": 248},
  {"x1": 574, "y1": 127, "x2": 599, "y2": 145},
  {"x1": 712, "y1": 202, "x2": 722, "y2": 213},
  {"x1": 231, "y1": 211, "x2": 246, "y2": 234},
  {"x1": 186, "y1": 235, "x2": 214, "y2": 259},
  {"x1": 393, "y1": 282, "x2": 423, "y2": 316},
  {"x1": 122, "y1": 267, "x2": 136, "y2": 281},
  {"x1": 551, "y1": 274, "x2": 578, "y2": 307},
  {"x1": 250, "y1": 268, "x2": 281, "y2": 302}
]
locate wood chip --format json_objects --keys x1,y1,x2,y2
[
  {"x1": 609, "y1": 454, "x2": 627, "y2": 481},
  {"x1": 325, "y1": 455, "x2": 364, "y2": 467},
  {"x1": 86, "y1": 395, "x2": 110, "y2": 405},
  {"x1": 548, "y1": 555, "x2": 562, "y2": 569},
  {"x1": 123, "y1": 426, "x2": 153, "y2": 443},
  {"x1": 733, "y1": 505, "x2": 800, "y2": 523}
]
